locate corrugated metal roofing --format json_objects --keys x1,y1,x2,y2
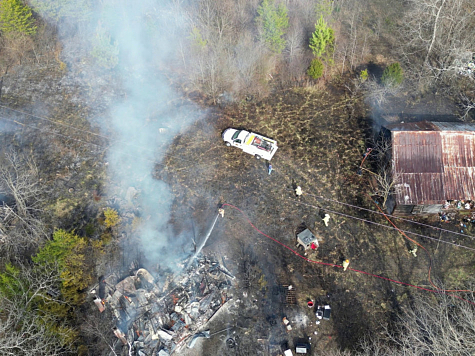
[
  {"x1": 433, "y1": 122, "x2": 475, "y2": 131},
  {"x1": 387, "y1": 121, "x2": 475, "y2": 205},
  {"x1": 385, "y1": 121, "x2": 438, "y2": 131}
]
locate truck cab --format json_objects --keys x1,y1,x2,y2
[{"x1": 222, "y1": 128, "x2": 278, "y2": 161}]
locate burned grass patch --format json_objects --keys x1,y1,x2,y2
[{"x1": 164, "y1": 86, "x2": 475, "y2": 353}]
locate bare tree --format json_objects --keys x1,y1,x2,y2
[
  {"x1": 372, "y1": 165, "x2": 401, "y2": 210},
  {"x1": 0, "y1": 149, "x2": 47, "y2": 261},
  {"x1": 459, "y1": 92, "x2": 475, "y2": 121},
  {"x1": 79, "y1": 309, "x2": 120, "y2": 356},
  {"x1": 402, "y1": 0, "x2": 475, "y2": 84},
  {"x1": 387, "y1": 292, "x2": 475, "y2": 355},
  {"x1": 350, "y1": 291, "x2": 475, "y2": 356},
  {"x1": 365, "y1": 137, "x2": 400, "y2": 210},
  {"x1": 364, "y1": 77, "x2": 402, "y2": 108}
]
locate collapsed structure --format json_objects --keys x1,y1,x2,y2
[{"x1": 90, "y1": 256, "x2": 235, "y2": 355}]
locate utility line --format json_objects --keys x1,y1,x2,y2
[
  {"x1": 221, "y1": 203, "x2": 475, "y2": 306},
  {"x1": 0, "y1": 115, "x2": 172, "y2": 169},
  {"x1": 290, "y1": 198, "x2": 475, "y2": 252},
  {"x1": 307, "y1": 193, "x2": 475, "y2": 240},
  {"x1": 369, "y1": 196, "x2": 472, "y2": 293},
  {"x1": 0, "y1": 114, "x2": 198, "y2": 168},
  {"x1": 2, "y1": 106, "x2": 472, "y2": 253},
  {"x1": 0, "y1": 105, "x2": 201, "y2": 166},
  {"x1": 0, "y1": 115, "x2": 106, "y2": 149},
  {"x1": 0, "y1": 104, "x2": 111, "y2": 140}
]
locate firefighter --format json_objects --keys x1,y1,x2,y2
[
  {"x1": 322, "y1": 214, "x2": 330, "y2": 226},
  {"x1": 342, "y1": 259, "x2": 350, "y2": 271},
  {"x1": 295, "y1": 186, "x2": 303, "y2": 197},
  {"x1": 218, "y1": 208, "x2": 225, "y2": 218},
  {"x1": 409, "y1": 246, "x2": 417, "y2": 257}
]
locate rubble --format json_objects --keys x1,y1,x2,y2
[{"x1": 92, "y1": 256, "x2": 234, "y2": 354}]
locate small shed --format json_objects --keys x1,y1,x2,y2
[
  {"x1": 296, "y1": 229, "x2": 319, "y2": 250},
  {"x1": 384, "y1": 121, "x2": 475, "y2": 215}
]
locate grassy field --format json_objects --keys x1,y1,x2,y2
[{"x1": 164, "y1": 86, "x2": 475, "y2": 354}]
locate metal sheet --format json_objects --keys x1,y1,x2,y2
[
  {"x1": 389, "y1": 122, "x2": 475, "y2": 205},
  {"x1": 393, "y1": 132, "x2": 442, "y2": 173}
]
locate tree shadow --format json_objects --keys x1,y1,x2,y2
[{"x1": 367, "y1": 61, "x2": 385, "y2": 81}]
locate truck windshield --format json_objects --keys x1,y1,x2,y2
[{"x1": 232, "y1": 130, "x2": 241, "y2": 140}]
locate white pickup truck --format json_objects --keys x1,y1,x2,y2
[{"x1": 222, "y1": 128, "x2": 278, "y2": 161}]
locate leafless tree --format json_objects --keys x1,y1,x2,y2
[
  {"x1": 401, "y1": 0, "x2": 475, "y2": 84},
  {"x1": 321, "y1": 350, "x2": 352, "y2": 356},
  {"x1": 79, "y1": 309, "x2": 120, "y2": 356},
  {"x1": 338, "y1": 291, "x2": 475, "y2": 356},
  {"x1": 0, "y1": 149, "x2": 47, "y2": 261},
  {"x1": 0, "y1": 262, "x2": 73, "y2": 356},
  {"x1": 385, "y1": 292, "x2": 475, "y2": 355},
  {"x1": 364, "y1": 77, "x2": 401, "y2": 108},
  {"x1": 372, "y1": 165, "x2": 401, "y2": 210},
  {"x1": 365, "y1": 136, "x2": 401, "y2": 210},
  {"x1": 459, "y1": 92, "x2": 475, "y2": 121}
]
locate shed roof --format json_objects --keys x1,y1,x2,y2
[{"x1": 386, "y1": 121, "x2": 475, "y2": 205}]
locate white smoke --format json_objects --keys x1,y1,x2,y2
[{"x1": 31, "y1": 0, "x2": 201, "y2": 264}]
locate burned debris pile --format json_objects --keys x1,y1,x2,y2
[{"x1": 91, "y1": 256, "x2": 235, "y2": 355}]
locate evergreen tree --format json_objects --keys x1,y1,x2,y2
[
  {"x1": 91, "y1": 25, "x2": 119, "y2": 70},
  {"x1": 307, "y1": 58, "x2": 324, "y2": 79},
  {"x1": 382, "y1": 62, "x2": 404, "y2": 87},
  {"x1": 0, "y1": 0, "x2": 36, "y2": 35},
  {"x1": 256, "y1": 0, "x2": 289, "y2": 54},
  {"x1": 309, "y1": 15, "x2": 334, "y2": 58},
  {"x1": 33, "y1": 229, "x2": 92, "y2": 305},
  {"x1": 28, "y1": 0, "x2": 91, "y2": 23}
]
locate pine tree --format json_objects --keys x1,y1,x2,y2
[
  {"x1": 28, "y1": 0, "x2": 91, "y2": 23},
  {"x1": 382, "y1": 62, "x2": 404, "y2": 87},
  {"x1": 0, "y1": 0, "x2": 37, "y2": 35},
  {"x1": 256, "y1": 0, "x2": 289, "y2": 54},
  {"x1": 91, "y1": 25, "x2": 119, "y2": 70},
  {"x1": 309, "y1": 15, "x2": 334, "y2": 58},
  {"x1": 33, "y1": 229, "x2": 92, "y2": 305},
  {"x1": 307, "y1": 58, "x2": 324, "y2": 79}
]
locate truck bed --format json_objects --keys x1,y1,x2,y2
[{"x1": 246, "y1": 134, "x2": 275, "y2": 152}]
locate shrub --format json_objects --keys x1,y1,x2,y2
[
  {"x1": 190, "y1": 27, "x2": 207, "y2": 49},
  {"x1": 382, "y1": 62, "x2": 403, "y2": 87},
  {"x1": 0, "y1": 0, "x2": 37, "y2": 35},
  {"x1": 307, "y1": 58, "x2": 324, "y2": 79},
  {"x1": 103, "y1": 207, "x2": 120, "y2": 228},
  {"x1": 360, "y1": 69, "x2": 368, "y2": 82}
]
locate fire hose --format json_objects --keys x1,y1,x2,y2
[
  {"x1": 220, "y1": 203, "x2": 475, "y2": 306},
  {"x1": 358, "y1": 148, "x2": 474, "y2": 295}
]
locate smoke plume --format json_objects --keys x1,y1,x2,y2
[{"x1": 32, "y1": 0, "x2": 200, "y2": 265}]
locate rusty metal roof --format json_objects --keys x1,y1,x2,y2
[
  {"x1": 387, "y1": 121, "x2": 475, "y2": 205},
  {"x1": 386, "y1": 121, "x2": 439, "y2": 131}
]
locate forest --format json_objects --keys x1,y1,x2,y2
[{"x1": 0, "y1": 0, "x2": 474, "y2": 355}]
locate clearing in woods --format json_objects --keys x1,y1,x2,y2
[{"x1": 163, "y1": 86, "x2": 475, "y2": 354}]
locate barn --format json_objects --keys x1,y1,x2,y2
[{"x1": 383, "y1": 121, "x2": 475, "y2": 215}]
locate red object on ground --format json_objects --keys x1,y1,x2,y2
[
  {"x1": 310, "y1": 242, "x2": 317, "y2": 250},
  {"x1": 221, "y1": 202, "x2": 475, "y2": 306},
  {"x1": 307, "y1": 301, "x2": 314, "y2": 307}
]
